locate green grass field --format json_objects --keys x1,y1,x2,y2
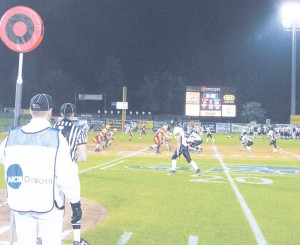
[{"x1": 1, "y1": 131, "x2": 300, "y2": 244}]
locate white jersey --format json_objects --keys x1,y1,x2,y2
[
  {"x1": 173, "y1": 126, "x2": 188, "y2": 146},
  {"x1": 187, "y1": 132, "x2": 202, "y2": 143}
]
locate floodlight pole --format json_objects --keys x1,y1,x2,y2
[{"x1": 291, "y1": 23, "x2": 297, "y2": 115}]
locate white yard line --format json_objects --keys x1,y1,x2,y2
[
  {"x1": 281, "y1": 150, "x2": 300, "y2": 160},
  {"x1": 212, "y1": 145, "x2": 268, "y2": 245},
  {"x1": 116, "y1": 231, "x2": 133, "y2": 245},
  {"x1": 0, "y1": 242, "x2": 15, "y2": 245},
  {"x1": 0, "y1": 226, "x2": 10, "y2": 234},
  {"x1": 61, "y1": 230, "x2": 73, "y2": 240},
  {"x1": 101, "y1": 160, "x2": 125, "y2": 169},
  {"x1": 0, "y1": 202, "x2": 7, "y2": 208},
  {"x1": 79, "y1": 147, "x2": 148, "y2": 174},
  {"x1": 188, "y1": 235, "x2": 198, "y2": 245}
]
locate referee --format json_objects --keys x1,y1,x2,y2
[
  {"x1": 52, "y1": 103, "x2": 88, "y2": 245},
  {"x1": 53, "y1": 103, "x2": 87, "y2": 163}
]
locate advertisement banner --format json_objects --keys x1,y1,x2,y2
[
  {"x1": 124, "y1": 121, "x2": 139, "y2": 132},
  {"x1": 137, "y1": 121, "x2": 153, "y2": 131},
  {"x1": 290, "y1": 115, "x2": 300, "y2": 125},
  {"x1": 106, "y1": 119, "x2": 123, "y2": 130},
  {"x1": 90, "y1": 119, "x2": 106, "y2": 131},
  {"x1": 216, "y1": 123, "x2": 231, "y2": 133},
  {"x1": 231, "y1": 123, "x2": 248, "y2": 133},
  {"x1": 153, "y1": 121, "x2": 168, "y2": 132},
  {"x1": 78, "y1": 94, "x2": 102, "y2": 100},
  {"x1": 201, "y1": 122, "x2": 216, "y2": 133}
]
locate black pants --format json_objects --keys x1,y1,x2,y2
[{"x1": 171, "y1": 145, "x2": 192, "y2": 163}]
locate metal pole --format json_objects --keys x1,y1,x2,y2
[
  {"x1": 291, "y1": 24, "x2": 297, "y2": 115},
  {"x1": 122, "y1": 87, "x2": 127, "y2": 132},
  {"x1": 104, "y1": 93, "x2": 106, "y2": 111},
  {"x1": 10, "y1": 52, "x2": 24, "y2": 245},
  {"x1": 14, "y1": 53, "x2": 24, "y2": 127}
]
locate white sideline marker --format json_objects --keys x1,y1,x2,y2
[
  {"x1": 213, "y1": 146, "x2": 268, "y2": 245},
  {"x1": 0, "y1": 226, "x2": 10, "y2": 234},
  {"x1": 188, "y1": 235, "x2": 198, "y2": 245},
  {"x1": 117, "y1": 231, "x2": 133, "y2": 245}
]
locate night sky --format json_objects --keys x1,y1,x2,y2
[{"x1": 0, "y1": 0, "x2": 298, "y2": 123}]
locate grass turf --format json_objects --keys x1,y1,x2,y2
[{"x1": 1, "y1": 131, "x2": 300, "y2": 244}]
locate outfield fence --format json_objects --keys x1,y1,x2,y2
[{"x1": 0, "y1": 112, "x2": 299, "y2": 135}]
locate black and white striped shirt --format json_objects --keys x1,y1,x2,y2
[{"x1": 52, "y1": 118, "x2": 87, "y2": 162}]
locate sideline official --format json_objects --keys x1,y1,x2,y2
[
  {"x1": 0, "y1": 94, "x2": 82, "y2": 245},
  {"x1": 52, "y1": 103, "x2": 87, "y2": 163},
  {"x1": 52, "y1": 102, "x2": 88, "y2": 244}
]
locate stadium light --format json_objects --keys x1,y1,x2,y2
[{"x1": 281, "y1": 2, "x2": 300, "y2": 115}]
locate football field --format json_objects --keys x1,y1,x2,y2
[{"x1": 1, "y1": 132, "x2": 300, "y2": 244}]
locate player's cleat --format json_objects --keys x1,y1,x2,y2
[
  {"x1": 95, "y1": 148, "x2": 100, "y2": 152},
  {"x1": 74, "y1": 238, "x2": 89, "y2": 245},
  {"x1": 194, "y1": 169, "x2": 202, "y2": 176},
  {"x1": 168, "y1": 170, "x2": 176, "y2": 175},
  {"x1": 149, "y1": 146, "x2": 154, "y2": 151},
  {"x1": 156, "y1": 151, "x2": 161, "y2": 154}
]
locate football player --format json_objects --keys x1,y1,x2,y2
[
  {"x1": 239, "y1": 135, "x2": 253, "y2": 152},
  {"x1": 205, "y1": 126, "x2": 215, "y2": 143},
  {"x1": 128, "y1": 126, "x2": 134, "y2": 141},
  {"x1": 163, "y1": 132, "x2": 173, "y2": 151},
  {"x1": 140, "y1": 123, "x2": 147, "y2": 139},
  {"x1": 168, "y1": 126, "x2": 201, "y2": 176},
  {"x1": 267, "y1": 130, "x2": 282, "y2": 153},
  {"x1": 106, "y1": 128, "x2": 117, "y2": 147},
  {"x1": 149, "y1": 125, "x2": 167, "y2": 154},
  {"x1": 92, "y1": 125, "x2": 110, "y2": 152},
  {"x1": 187, "y1": 131, "x2": 203, "y2": 153}
]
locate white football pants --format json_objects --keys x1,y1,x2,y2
[{"x1": 14, "y1": 207, "x2": 64, "y2": 245}]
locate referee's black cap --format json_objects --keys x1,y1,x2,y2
[
  {"x1": 60, "y1": 103, "x2": 76, "y2": 115},
  {"x1": 30, "y1": 94, "x2": 53, "y2": 111}
]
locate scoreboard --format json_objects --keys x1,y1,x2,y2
[{"x1": 185, "y1": 86, "x2": 236, "y2": 117}]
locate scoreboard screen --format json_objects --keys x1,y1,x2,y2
[{"x1": 185, "y1": 86, "x2": 236, "y2": 117}]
